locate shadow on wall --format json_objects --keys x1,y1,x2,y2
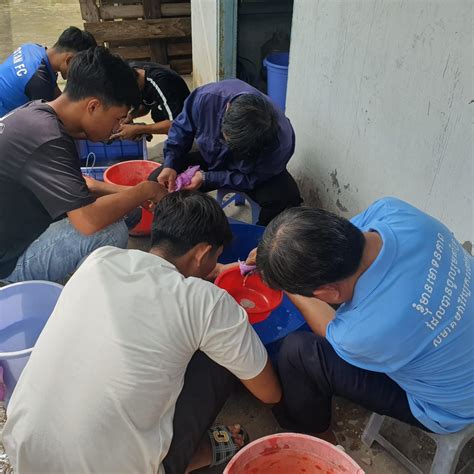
[{"x1": 290, "y1": 168, "x2": 322, "y2": 210}]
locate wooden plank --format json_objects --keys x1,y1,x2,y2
[
  {"x1": 143, "y1": 0, "x2": 167, "y2": 66},
  {"x1": 143, "y1": 0, "x2": 162, "y2": 19},
  {"x1": 99, "y1": 0, "x2": 145, "y2": 4},
  {"x1": 108, "y1": 39, "x2": 149, "y2": 48},
  {"x1": 110, "y1": 45, "x2": 151, "y2": 60},
  {"x1": 84, "y1": 18, "x2": 191, "y2": 42},
  {"x1": 169, "y1": 58, "x2": 192, "y2": 74},
  {"x1": 79, "y1": 0, "x2": 100, "y2": 22},
  {"x1": 161, "y1": 3, "x2": 190, "y2": 17},
  {"x1": 110, "y1": 44, "x2": 193, "y2": 62},
  {"x1": 98, "y1": 0, "x2": 188, "y2": 4},
  {"x1": 99, "y1": 5, "x2": 143, "y2": 20},
  {"x1": 167, "y1": 41, "x2": 192, "y2": 57},
  {"x1": 98, "y1": 2, "x2": 189, "y2": 19}
]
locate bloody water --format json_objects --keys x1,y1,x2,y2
[{"x1": 240, "y1": 449, "x2": 346, "y2": 474}]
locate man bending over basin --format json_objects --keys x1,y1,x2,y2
[
  {"x1": 255, "y1": 197, "x2": 473, "y2": 441},
  {"x1": 2, "y1": 191, "x2": 281, "y2": 473}
]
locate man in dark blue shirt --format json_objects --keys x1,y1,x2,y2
[
  {"x1": 0, "y1": 27, "x2": 96, "y2": 117},
  {"x1": 150, "y1": 79, "x2": 302, "y2": 225}
]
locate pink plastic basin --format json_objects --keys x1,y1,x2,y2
[{"x1": 224, "y1": 433, "x2": 365, "y2": 474}]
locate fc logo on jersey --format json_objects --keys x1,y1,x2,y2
[{"x1": 0, "y1": 123, "x2": 5, "y2": 135}]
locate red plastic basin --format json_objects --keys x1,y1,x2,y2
[
  {"x1": 224, "y1": 433, "x2": 365, "y2": 474},
  {"x1": 215, "y1": 267, "x2": 283, "y2": 324},
  {"x1": 103, "y1": 160, "x2": 161, "y2": 236}
]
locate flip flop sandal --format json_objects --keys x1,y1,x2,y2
[{"x1": 208, "y1": 424, "x2": 250, "y2": 467}]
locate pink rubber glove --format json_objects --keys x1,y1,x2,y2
[
  {"x1": 239, "y1": 260, "x2": 257, "y2": 276},
  {"x1": 175, "y1": 166, "x2": 201, "y2": 191}
]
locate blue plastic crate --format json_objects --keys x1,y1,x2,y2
[
  {"x1": 76, "y1": 137, "x2": 148, "y2": 167},
  {"x1": 81, "y1": 166, "x2": 108, "y2": 181}
]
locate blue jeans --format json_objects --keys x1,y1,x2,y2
[{"x1": 6, "y1": 218, "x2": 128, "y2": 283}]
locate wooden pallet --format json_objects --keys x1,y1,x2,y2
[{"x1": 79, "y1": 0, "x2": 192, "y2": 74}]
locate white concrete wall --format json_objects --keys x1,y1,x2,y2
[
  {"x1": 286, "y1": 0, "x2": 473, "y2": 246},
  {"x1": 191, "y1": 0, "x2": 218, "y2": 87}
]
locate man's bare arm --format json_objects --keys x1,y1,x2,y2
[
  {"x1": 68, "y1": 181, "x2": 166, "y2": 235},
  {"x1": 286, "y1": 293, "x2": 335, "y2": 337},
  {"x1": 239, "y1": 359, "x2": 282, "y2": 405}
]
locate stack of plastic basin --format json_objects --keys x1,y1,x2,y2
[{"x1": 0, "y1": 281, "x2": 63, "y2": 404}]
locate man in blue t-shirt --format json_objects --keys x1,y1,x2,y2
[
  {"x1": 256, "y1": 197, "x2": 473, "y2": 438},
  {"x1": 0, "y1": 26, "x2": 96, "y2": 117}
]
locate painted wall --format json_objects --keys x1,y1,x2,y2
[
  {"x1": 191, "y1": 0, "x2": 218, "y2": 87},
  {"x1": 286, "y1": 0, "x2": 472, "y2": 246}
]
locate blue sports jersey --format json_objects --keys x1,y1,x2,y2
[
  {"x1": 326, "y1": 197, "x2": 473, "y2": 434},
  {"x1": 0, "y1": 43, "x2": 56, "y2": 117}
]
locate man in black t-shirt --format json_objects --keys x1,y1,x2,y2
[
  {"x1": 0, "y1": 48, "x2": 167, "y2": 282},
  {"x1": 0, "y1": 27, "x2": 97, "y2": 116},
  {"x1": 110, "y1": 61, "x2": 190, "y2": 140}
]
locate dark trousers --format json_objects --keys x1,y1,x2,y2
[
  {"x1": 273, "y1": 332, "x2": 430, "y2": 434},
  {"x1": 245, "y1": 170, "x2": 302, "y2": 226},
  {"x1": 162, "y1": 351, "x2": 236, "y2": 474},
  {"x1": 148, "y1": 152, "x2": 302, "y2": 226}
]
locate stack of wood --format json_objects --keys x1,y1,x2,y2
[{"x1": 79, "y1": 0, "x2": 192, "y2": 75}]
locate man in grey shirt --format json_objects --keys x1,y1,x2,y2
[{"x1": 0, "y1": 47, "x2": 166, "y2": 282}]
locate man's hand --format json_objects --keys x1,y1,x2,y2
[
  {"x1": 158, "y1": 167, "x2": 178, "y2": 192},
  {"x1": 147, "y1": 181, "x2": 168, "y2": 204},
  {"x1": 83, "y1": 175, "x2": 96, "y2": 191},
  {"x1": 205, "y1": 262, "x2": 239, "y2": 281},
  {"x1": 67, "y1": 181, "x2": 168, "y2": 236},
  {"x1": 110, "y1": 124, "x2": 144, "y2": 142},
  {"x1": 138, "y1": 181, "x2": 169, "y2": 213},
  {"x1": 182, "y1": 171, "x2": 204, "y2": 191},
  {"x1": 122, "y1": 109, "x2": 135, "y2": 124},
  {"x1": 246, "y1": 248, "x2": 257, "y2": 266}
]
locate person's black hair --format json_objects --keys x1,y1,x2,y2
[
  {"x1": 64, "y1": 47, "x2": 141, "y2": 108},
  {"x1": 151, "y1": 191, "x2": 233, "y2": 257},
  {"x1": 256, "y1": 207, "x2": 366, "y2": 296},
  {"x1": 53, "y1": 26, "x2": 97, "y2": 53},
  {"x1": 221, "y1": 93, "x2": 279, "y2": 160}
]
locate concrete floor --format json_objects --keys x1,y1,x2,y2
[{"x1": 129, "y1": 205, "x2": 474, "y2": 474}]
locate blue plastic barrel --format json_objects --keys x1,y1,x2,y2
[
  {"x1": 220, "y1": 222, "x2": 309, "y2": 361},
  {"x1": 263, "y1": 52, "x2": 290, "y2": 111},
  {"x1": 0, "y1": 281, "x2": 63, "y2": 404}
]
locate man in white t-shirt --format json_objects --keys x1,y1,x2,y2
[{"x1": 2, "y1": 191, "x2": 281, "y2": 474}]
